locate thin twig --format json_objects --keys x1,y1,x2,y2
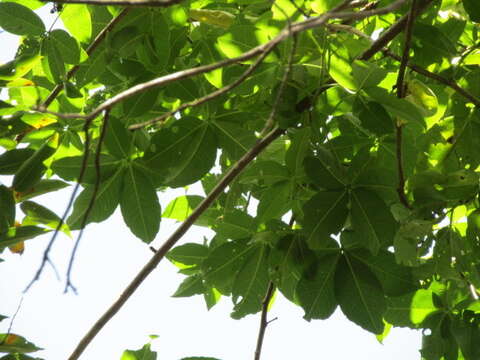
[
  {"x1": 394, "y1": 0, "x2": 416, "y2": 209},
  {"x1": 254, "y1": 281, "x2": 276, "y2": 360},
  {"x1": 24, "y1": 118, "x2": 94, "y2": 293},
  {"x1": 359, "y1": 0, "x2": 434, "y2": 60},
  {"x1": 260, "y1": 33, "x2": 298, "y2": 136},
  {"x1": 0, "y1": 296, "x2": 24, "y2": 346},
  {"x1": 67, "y1": 127, "x2": 284, "y2": 360},
  {"x1": 64, "y1": 111, "x2": 110, "y2": 294},
  {"x1": 328, "y1": 23, "x2": 480, "y2": 108},
  {"x1": 42, "y1": 8, "x2": 131, "y2": 107},
  {"x1": 36, "y1": 0, "x2": 408, "y2": 122},
  {"x1": 384, "y1": 50, "x2": 480, "y2": 107},
  {"x1": 129, "y1": 42, "x2": 277, "y2": 130},
  {"x1": 40, "y1": 0, "x2": 183, "y2": 6},
  {"x1": 288, "y1": 0, "x2": 310, "y2": 18}
]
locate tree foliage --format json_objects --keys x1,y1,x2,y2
[{"x1": 1, "y1": 0, "x2": 480, "y2": 359}]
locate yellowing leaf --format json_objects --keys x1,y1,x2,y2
[
  {"x1": 189, "y1": 9, "x2": 235, "y2": 29},
  {"x1": 9, "y1": 240, "x2": 24, "y2": 254}
]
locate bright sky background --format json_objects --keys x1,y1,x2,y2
[{"x1": 0, "y1": 4, "x2": 421, "y2": 360}]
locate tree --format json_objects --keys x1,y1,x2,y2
[{"x1": 0, "y1": 0, "x2": 480, "y2": 358}]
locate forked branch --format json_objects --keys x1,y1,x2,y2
[{"x1": 67, "y1": 126, "x2": 284, "y2": 360}]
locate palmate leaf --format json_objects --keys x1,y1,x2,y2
[
  {"x1": 335, "y1": 254, "x2": 386, "y2": 334},
  {"x1": 120, "y1": 165, "x2": 161, "y2": 243},
  {"x1": 384, "y1": 289, "x2": 437, "y2": 328},
  {"x1": 0, "y1": 226, "x2": 49, "y2": 251},
  {"x1": 296, "y1": 254, "x2": 339, "y2": 320}
]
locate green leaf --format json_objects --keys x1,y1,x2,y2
[
  {"x1": 285, "y1": 127, "x2": 311, "y2": 176},
  {"x1": 451, "y1": 317, "x2": 480, "y2": 360},
  {"x1": 0, "y1": 185, "x2": 15, "y2": 233},
  {"x1": 60, "y1": 4, "x2": 91, "y2": 43},
  {"x1": 296, "y1": 254, "x2": 338, "y2": 320},
  {"x1": 0, "y1": 226, "x2": 49, "y2": 251},
  {"x1": 13, "y1": 142, "x2": 56, "y2": 192},
  {"x1": 144, "y1": 118, "x2": 217, "y2": 187},
  {"x1": 304, "y1": 149, "x2": 346, "y2": 189},
  {"x1": 365, "y1": 87, "x2": 424, "y2": 125},
  {"x1": 167, "y1": 243, "x2": 208, "y2": 267},
  {"x1": 351, "y1": 250, "x2": 417, "y2": 296},
  {"x1": 67, "y1": 168, "x2": 124, "y2": 229},
  {"x1": 0, "y1": 148, "x2": 35, "y2": 174},
  {"x1": 122, "y1": 87, "x2": 160, "y2": 118},
  {"x1": 51, "y1": 155, "x2": 119, "y2": 184},
  {"x1": 335, "y1": 254, "x2": 386, "y2": 334},
  {"x1": 0, "y1": 2, "x2": 45, "y2": 36},
  {"x1": 0, "y1": 333, "x2": 42, "y2": 354},
  {"x1": 463, "y1": 0, "x2": 480, "y2": 22},
  {"x1": 75, "y1": 49, "x2": 106, "y2": 87},
  {"x1": 231, "y1": 244, "x2": 270, "y2": 318},
  {"x1": 384, "y1": 289, "x2": 437, "y2": 328},
  {"x1": 41, "y1": 35, "x2": 65, "y2": 83},
  {"x1": 240, "y1": 161, "x2": 290, "y2": 186},
  {"x1": 302, "y1": 190, "x2": 348, "y2": 249},
  {"x1": 215, "y1": 210, "x2": 256, "y2": 240},
  {"x1": 354, "y1": 99, "x2": 393, "y2": 136},
  {"x1": 104, "y1": 117, "x2": 133, "y2": 159},
  {"x1": 20, "y1": 200, "x2": 69, "y2": 234},
  {"x1": 121, "y1": 342, "x2": 156, "y2": 360},
  {"x1": 49, "y1": 29, "x2": 80, "y2": 64},
  {"x1": 120, "y1": 166, "x2": 160, "y2": 243},
  {"x1": 203, "y1": 241, "x2": 251, "y2": 294},
  {"x1": 212, "y1": 120, "x2": 256, "y2": 161},
  {"x1": 256, "y1": 181, "x2": 292, "y2": 224},
  {"x1": 350, "y1": 188, "x2": 396, "y2": 254},
  {"x1": 15, "y1": 179, "x2": 69, "y2": 202},
  {"x1": 172, "y1": 275, "x2": 205, "y2": 297}
]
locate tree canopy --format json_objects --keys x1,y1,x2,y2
[{"x1": 1, "y1": 0, "x2": 480, "y2": 359}]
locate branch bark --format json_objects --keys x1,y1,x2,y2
[
  {"x1": 67, "y1": 127, "x2": 284, "y2": 360},
  {"x1": 394, "y1": 0, "x2": 417, "y2": 209},
  {"x1": 254, "y1": 282, "x2": 276, "y2": 360}
]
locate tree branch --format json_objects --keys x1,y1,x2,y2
[
  {"x1": 359, "y1": 0, "x2": 434, "y2": 60},
  {"x1": 41, "y1": 0, "x2": 183, "y2": 6},
  {"x1": 128, "y1": 41, "x2": 277, "y2": 130},
  {"x1": 67, "y1": 126, "x2": 284, "y2": 360},
  {"x1": 24, "y1": 117, "x2": 95, "y2": 293},
  {"x1": 42, "y1": 8, "x2": 131, "y2": 107},
  {"x1": 36, "y1": 0, "x2": 407, "y2": 122},
  {"x1": 394, "y1": 0, "x2": 417, "y2": 209},
  {"x1": 254, "y1": 281, "x2": 276, "y2": 360},
  {"x1": 64, "y1": 110, "x2": 110, "y2": 294}
]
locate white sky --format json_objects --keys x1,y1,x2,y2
[{"x1": 0, "y1": 4, "x2": 421, "y2": 360}]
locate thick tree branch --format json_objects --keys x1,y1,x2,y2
[
  {"x1": 254, "y1": 281, "x2": 276, "y2": 360},
  {"x1": 394, "y1": 0, "x2": 416, "y2": 209},
  {"x1": 41, "y1": 0, "x2": 183, "y2": 6},
  {"x1": 42, "y1": 8, "x2": 131, "y2": 107},
  {"x1": 36, "y1": 0, "x2": 407, "y2": 121},
  {"x1": 67, "y1": 127, "x2": 284, "y2": 360}
]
